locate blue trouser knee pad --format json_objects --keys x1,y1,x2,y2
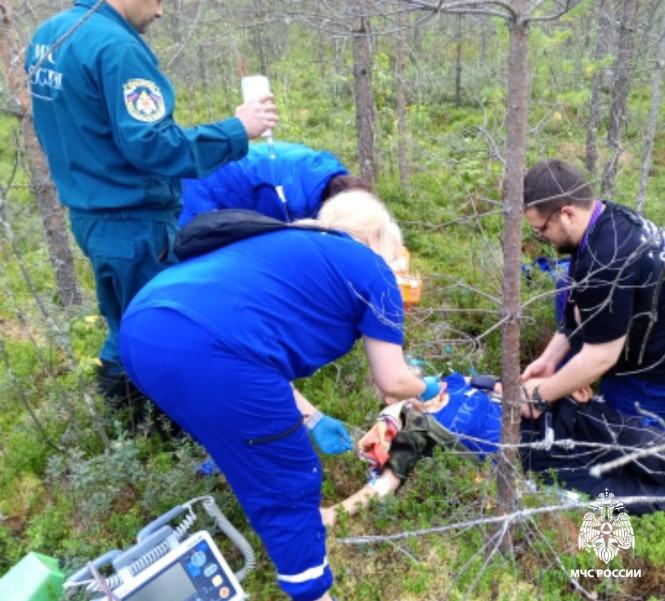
[{"x1": 601, "y1": 374, "x2": 665, "y2": 426}]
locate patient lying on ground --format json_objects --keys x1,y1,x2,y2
[{"x1": 321, "y1": 372, "x2": 665, "y2": 525}]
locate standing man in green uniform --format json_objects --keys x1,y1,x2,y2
[{"x1": 26, "y1": 0, "x2": 278, "y2": 399}]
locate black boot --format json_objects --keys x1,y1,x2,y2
[{"x1": 96, "y1": 360, "x2": 135, "y2": 405}]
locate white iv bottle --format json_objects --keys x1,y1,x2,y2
[{"x1": 241, "y1": 75, "x2": 275, "y2": 158}]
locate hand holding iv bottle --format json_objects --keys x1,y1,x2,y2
[{"x1": 240, "y1": 75, "x2": 277, "y2": 158}]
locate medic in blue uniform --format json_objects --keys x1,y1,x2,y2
[
  {"x1": 118, "y1": 192, "x2": 441, "y2": 601},
  {"x1": 180, "y1": 141, "x2": 368, "y2": 225},
  {"x1": 25, "y1": 0, "x2": 277, "y2": 395}
]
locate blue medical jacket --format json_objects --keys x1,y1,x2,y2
[
  {"x1": 434, "y1": 373, "x2": 502, "y2": 458},
  {"x1": 124, "y1": 229, "x2": 404, "y2": 381},
  {"x1": 26, "y1": 0, "x2": 248, "y2": 212},
  {"x1": 180, "y1": 142, "x2": 348, "y2": 225}
]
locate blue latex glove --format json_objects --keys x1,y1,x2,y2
[
  {"x1": 308, "y1": 412, "x2": 353, "y2": 455},
  {"x1": 197, "y1": 459, "x2": 219, "y2": 476},
  {"x1": 420, "y1": 375, "x2": 442, "y2": 401}
]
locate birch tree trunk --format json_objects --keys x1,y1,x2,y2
[
  {"x1": 498, "y1": 1, "x2": 530, "y2": 551},
  {"x1": 0, "y1": 1, "x2": 82, "y2": 307},
  {"x1": 636, "y1": 23, "x2": 665, "y2": 215},
  {"x1": 332, "y1": 37, "x2": 346, "y2": 100},
  {"x1": 585, "y1": 0, "x2": 612, "y2": 175},
  {"x1": 602, "y1": 0, "x2": 637, "y2": 196},
  {"x1": 455, "y1": 15, "x2": 463, "y2": 107},
  {"x1": 352, "y1": 4, "x2": 378, "y2": 184},
  {"x1": 480, "y1": 19, "x2": 488, "y2": 68},
  {"x1": 396, "y1": 3, "x2": 408, "y2": 186}
]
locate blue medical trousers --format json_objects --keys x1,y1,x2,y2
[
  {"x1": 601, "y1": 374, "x2": 665, "y2": 425},
  {"x1": 70, "y1": 208, "x2": 179, "y2": 366},
  {"x1": 119, "y1": 308, "x2": 333, "y2": 601}
]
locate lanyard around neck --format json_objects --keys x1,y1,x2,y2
[{"x1": 578, "y1": 200, "x2": 603, "y2": 253}]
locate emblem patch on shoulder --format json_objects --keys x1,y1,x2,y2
[{"x1": 123, "y1": 78, "x2": 166, "y2": 122}]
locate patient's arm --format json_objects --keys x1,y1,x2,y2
[
  {"x1": 570, "y1": 385, "x2": 594, "y2": 403},
  {"x1": 321, "y1": 469, "x2": 402, "y2": 527},
  {"x1": 321, "y1": 377, "x2": 598, "y2": 527}
]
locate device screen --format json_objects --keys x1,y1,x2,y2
[{"x1": 123, "y1": 562, "x2": 196, "y2": 601}]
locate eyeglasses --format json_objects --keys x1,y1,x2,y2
[{"x1": 531, "y1": 208, "x2": 562, "y2": 239}]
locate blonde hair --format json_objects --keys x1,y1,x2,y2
[{"x1": 297, "y1": 190, "x2": 403, "y2": 265}]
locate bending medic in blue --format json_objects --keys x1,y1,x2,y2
[
  {"x1": 119, "y1": 192, "x2": 442, "y2": 601},
  {"x1": 25, "y1": 0, "x2": 277, "y2": 395},
  {"x1": 180, "y1": 141, "x2": 369, "y2": 225}
]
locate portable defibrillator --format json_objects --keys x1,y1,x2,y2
[
  {"x1": 65, "y1": 496, "x2": 252, "y2": 601},
  {"x1": 111, "y1": 530, "x2": 242, "y2": 601}
]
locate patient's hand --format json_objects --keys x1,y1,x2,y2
[
  {"x1": 320, "y1": 506, "x2": 337, "y2": 528},
  {"x1": 571, "y1": 385, "x2": 593, "y2": 403}
]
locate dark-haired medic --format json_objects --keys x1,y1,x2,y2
[{"x1": 521, "y1": 159, "x2": 665, "y2": 420}]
